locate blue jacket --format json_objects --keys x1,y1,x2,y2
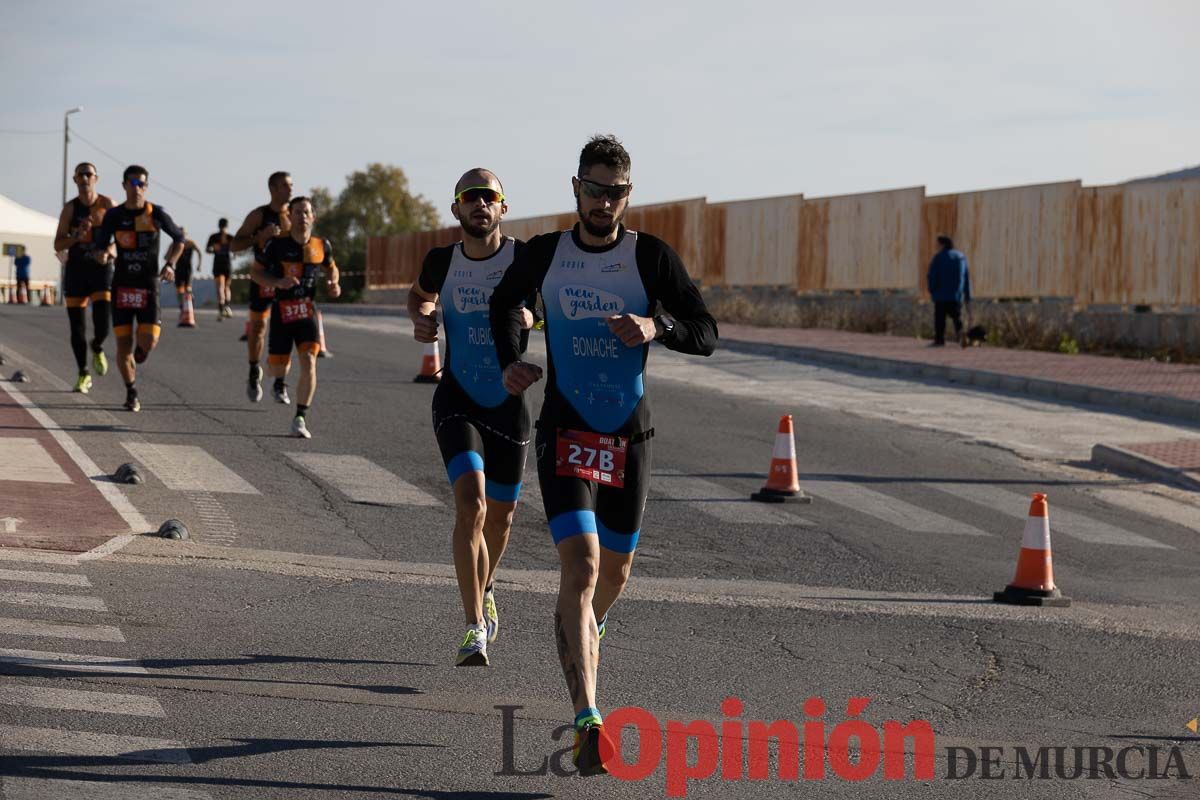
[{"x1": 927, "y1": 248, "x2": 971, "y2": 303}]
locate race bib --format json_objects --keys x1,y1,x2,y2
[
  {"x1": 279, "y1": 298, "x2": 314, "y2": 323},
  {"x1": 555, "y1": 428, "x2": 626, "y2": 488},
  {"x1": 259, "y1": 284, "x2": 276, "y2": 299},
  {"x1": 115, "y1": 287, "x2": 148, "y2": 309}
]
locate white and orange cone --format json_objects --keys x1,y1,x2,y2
[
  {"x1": 750, "y1": 414, "x2": 811, "y2": 503},
  {"x1": 316, "y1": 310, "x2": 332, "y2": 358},
  {"x1": 178, "y1": 292, "x2": 196, "y2": 327},
  {"x1": 413, "y1": 341, "x2": 442, "y2": 384},
  {"x1": 40, "y1": 286, "x2": 52, "y2": 306},
  {"x1": 993, "y1": 493, "x2": 1071, "y2": 607}
]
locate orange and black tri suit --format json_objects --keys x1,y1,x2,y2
[
  {"x1": 63, "y1": 194, "x2": 116, "y2": 306},
  {"x1": 249, "y1": 204, "x2": 291, "y2": 319},
  {"x1": 259, "y1": 235, "x2": 335, "y2": 365},
  {"x1": 94, "y1": 202, "x2": 185, "y2": 338}
]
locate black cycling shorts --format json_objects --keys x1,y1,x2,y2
[
  {"x1": 432, "y1": 375, "x2": 531, "y2": 503},
  {"x1": 212, "y1": 258, "x2": 232, "y2": 279},
  {"x1": 63, "y1": 260, "x2": 113, "y2": 300},
  {"x1": 535, "y1": 420, "x2": 653, "y2": 554},
  {"x1": 111, "y1": 286, "x2": 162, "y2": 332},
  {"x1": 267, "y1": 302, "x2": 319, "y2": 359},
  {"x1": 174, "y1": 264, "x2": 193, "y2": 288},
  {"x1": 249, "y1": 280, "x2": 275, "y2": 314}
]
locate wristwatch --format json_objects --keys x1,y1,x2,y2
[{"x1": 653, "y1": 314, "x2": 675, "y2": 341}]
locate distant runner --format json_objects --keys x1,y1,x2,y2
[
  {"x1": 206, "y1": 218, "x2": 234, "y2": 319},
  {"x1": 174, "y1": 228, "x2": 202, "y2": 328}
]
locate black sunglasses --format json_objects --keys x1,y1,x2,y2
[{"x1": 578, "y1": 178, "x2": 631, "y2": 201}]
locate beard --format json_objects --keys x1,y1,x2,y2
[
  {"x1": 459, "y1": 214, "x2": 499, "y2": 240},
  {"x1": 576, "y1": 195, "x2": 623, "y2": 238}
]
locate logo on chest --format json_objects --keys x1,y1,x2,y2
[
  {"x1": 453, "y1": 284, "x2": 492, "y2": 314},
  {"x1": 558, "y1": 285, "x2": 624, "y2": 320}
]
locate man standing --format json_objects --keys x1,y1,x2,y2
[
  {"x1": 206, "y1": 218, "x2": 234, "y2": 319},
  {"x1": 251, "y1": 197, "x2": 339, "y2": 438},
  {"x1": 926, "y1": 234, "x2": 971, "y2": 346},
  {"x1": 93, "y1": 165, "x2": 185, "y2": 412},
  {"x1": 174, "y1": 228, "x2": 202, "y2": 328},
  {"x1": 409, "y1": 169, "x2": 535, "y2": 667},
  {"x1": 490, "y1": 135, "x2": 718, "y2": 775},
  {"x1": 14, "y1": 254, "x2": 32, "y2": 304},
  {"x1": 55, "y1": 162, "x2": 116, "y2": 392},
  {"x1": 232, "y1": 171, "x2": 292, "y2": 401}
]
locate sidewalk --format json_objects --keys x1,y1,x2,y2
[{"x1": 325, "y1": 305, "x2": 1200, "y2": 489}]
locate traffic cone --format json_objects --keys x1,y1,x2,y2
[
  {"x1": 17, "y1": 285, "x2": 28, "y2": 304},
  {"x1": 316, "y1": 310, "x2": 332, "y2": 358},
  {"x1": 750, "y1": 414, "x2": 811, "y2": 503},
  {"x1": 413, "y1": 341, "x2": 441, "y2": 383},
  {"x1": 40, "y1": 287, "x2": 52, "y2": 306},
  {"x1": 993, "y1": 493, "x2": 1071, "y2": 607},
  {"x1": 178, "y1": 293, "x2": 196, "y2": 327}
]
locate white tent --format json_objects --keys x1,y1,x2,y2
[{"x1": 0, "y1": 192, "x2": 60, "y2": 291}]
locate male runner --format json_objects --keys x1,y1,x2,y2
[
  {"x1": 93, "y1": 165, "x2": 185, "y2": 412},
  {"x1": 490, "y1": 135, "x2": 718, "y2": 775},
  {"x1": 409, "y1": 169, "x2": 535, "y2": 667},
  {"x1": 174, "y1": 228, "x2": 202, "y2": 327},
  {"x1": 232, "y1": 171, "x2": 292, "y2": 401},
  {"x1": 206, "y1": 218, "x2": 234, "y2": 318},
  {"x1": 250, "y1": 197, "x2": 339, "y2": 438},
  {"x1": 54, "y1": 162, "x2": 115, "y2": 393}
]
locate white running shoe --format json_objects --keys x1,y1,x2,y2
[
  {"x1": 291, "y1": 416, "x2": 311, "y2": 439},
  {"x1": 455, "y1": 628, "x2": 489, "y2": 666}
]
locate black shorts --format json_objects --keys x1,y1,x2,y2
[
  {"x1": 249, "y1": 280, "x2": 276, "y2": 314},
  {"x1": 267, "y1": 301, "x2": 319, "y2": 359},
  {"x1": 433, "y1": 375, "x2": 531, "y2": 502},
  {"x1": 212, "y1": 258, "x2": 232, "y2": 279},
  {"x1": 535, "y1": 418, "x2": 653, "y2": 554},
  {"x1": 111, "y1": 287, "x2": 162, "y2": 332},
  {"x1": 174, "y1": 265, "x2": 193, "y2": 288},
  {"x1": 63, "y1": 260, "x2": 113, "y2": 301}
]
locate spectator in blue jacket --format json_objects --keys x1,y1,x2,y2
[{"x1": 926, "y1": 235, "x2": 970, "y2": 346}]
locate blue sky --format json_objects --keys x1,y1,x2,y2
[{"x1": 1, "y1": 0, "x2": 1196, "y2": 240}]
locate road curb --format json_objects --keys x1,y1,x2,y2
[
  {"x1": 1090, "y1": 443, "x2": 1200, "y2": 491},
  {"x1": 719, "y1": 337, "x2": 1200, "y2": 424}
]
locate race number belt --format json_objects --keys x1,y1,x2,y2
[
  {"x1": 115, "y1": 287, "x2": 149, "y2": 309},
  {"x1": 259, "y1": 284, "x2": 276, "y2": 299},
  {"x1": 279, "y1": 298, "x2": 314, "y2": 323},
  {"x1": 555, "y1": 428, "x2": 627, "y2": 488}
]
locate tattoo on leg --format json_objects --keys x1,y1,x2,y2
[{"x1": 555, "y1": 610, "x2": 582, "y2": 705}]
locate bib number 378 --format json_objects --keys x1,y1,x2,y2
[{"x1": 555, "y1": 429, "x2": 626, "y2": 488}]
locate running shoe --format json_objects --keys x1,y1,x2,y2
[
  {"x1": 92, "y1": 349, "x2": 108, "y2": 376},
  {"x1": 597, "y1": 612, "x2": 607, "y2": 641},
  {"x1": 291, "y1": 415, "x2": 311, "y2": 439},
  {"x1": 247, "y1": 364, "x2": 263, "y2": 403},
  {"x1": 73, "y1": 374, "x2": 92, "y2": 394},
  {"x1": 455, "y1": 628, "x2": 489, "y2": 666},
  {"x1": 273, "y1": 383, "x2": 290, "y2": 405},
  {"x1": 573, "y1": 723, "x2": 609, "y2": 776},
  {"x1": 124, "y1": 390, "x2": 140, "y2": 413},
  {"x1": 484, "y1": 588, "x2": 499, "y2": 643}
]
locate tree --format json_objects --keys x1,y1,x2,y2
[{"x1": 311, "y1": 163, "x2": 441, "y2": 277}]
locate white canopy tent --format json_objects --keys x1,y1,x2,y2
[{"x1": 0, "y1": 192, "x2": 61, "y2": 294}]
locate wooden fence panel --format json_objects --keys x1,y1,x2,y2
[
  {"x1": 1122, "y1": 179, "x2": 1200, "y2": 307},
  {"x1": 720, "y1": 195, "x2": 804, "y2": 286},
  {"x1": 819, "y1": 187, "x2": 923, "y2": 291}
]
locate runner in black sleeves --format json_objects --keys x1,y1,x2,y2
[
  {"x1": 408, "y1": 168, "x2": 536, "y2": 667},
  {"x1": 93, "y1": 165, "x2": 186, "y2": 412},
  {"x1": 232, "y1": 171, "x2": 292, "y2": 402},
  {"x1": 489, "y1": 135, "x2": 718, "y2": 775},
  {"x1": 206, "y1": 218, "x2": 234, "y2": 318},
  {"x1": 251, "y1": 197, "x2": 339, "y2": 439},
  {"x1": 174, "y1": 228, "x2": 201, "y2": 327},
  {"x1": 54, "y1": 162, "x2": 116, "y2": 394}
]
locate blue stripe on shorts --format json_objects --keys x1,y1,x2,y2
[
  {"x1": 549, "y1": 510, "x2": 597, "y2": 545},
  {"x1": 485, "y1": 479, "x2": 522, "y2": 503},
  {"x1": 598, "y1": 520, "x2": 640, "y2": 554},
  {"x1": 446, "y1": 451, "x2": 484, "y2": 485}
]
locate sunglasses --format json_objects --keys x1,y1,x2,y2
[
  {"x1": 578, "y1": 178, "x2": 631, "y2": 201},
  {"x1": 128, "y1": 178, "x2": 147, "y2": 188},
  {"x1": 76, "y1": 172, "x2": 97, "y2": 179},
  {"x1": 454, "y1": 187, "x2": 504, "y2": 204}
]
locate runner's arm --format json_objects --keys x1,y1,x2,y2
[
  {"x1": 409, "y1": 246, "x2": 449, "y2": 342},
  {"x1": 205, "y1": 233, "x2": 218, "y2": 254},
  {"x1": 638, "y1": 234, "x2": 718, "y2": 356},
  {"x1": 489, "y1": 234, "x2": 554, "y2": 369},
  {"x1": 53, "y1": 205, "x2": 77, "y2": 252},
  {"x1": 90, "y1": 209, "x2": 117, "y2": 262},
  {"x1": 156, "y1": 208, "x2": 186, "y2": 266},
  {"x1": 230, "y1": 209, "x2": 262, "y2": 252}
]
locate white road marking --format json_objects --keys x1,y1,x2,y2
[
  {"x1": 1088, "y1": 488, "x2": 1200, "y2": 537},
  {"x1": 0, "y1": 725, "x2": 190, "y2": 764},
  {"x1": 0, "y1": 567, "x2": 90, "y2": 587},
  {"x1": 805, "y1": 479, "x2": 989, "y2": 536},
  {"x1": 0, "y1": 590, "x2": 107, "y2": 611},
  {"x1": 121, "y1": 442, "x2": 260, "y2": 494},
  {"x1": 187, "y1": 490, "x2": 239, "y2": 546},
  {"x1": 929, "y1": 482, "x2": 1172, "y2": 549},
  {"x1": 285, "y1": 452, "x2": 443, "y2": 507},
  {"x1": 0, "y1": 616, "x2": 124, "y2": 642},
  {"x1": 0, "y1": 647, "x2": 147, "y2": 675},
  {"x1": 0, "y1": 549, "x2": 80, "y2": 567},
  {"x1": 653, "y1": 470, "x2": 814, "y2": 525},
  {"x1": 1, "y1": 778, "x2": 212, "y2": 799},
  {"x1": 0, "y1": 684, "x2": 163, "y2": 716},
  {"x1": 0, "y1": 437, "x2": 72, "y2": 484}
]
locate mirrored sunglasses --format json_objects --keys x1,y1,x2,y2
[
  {"x1": 578, "y1": 178, "x2": 631, "y2": 201},
  {"x1": 454, "y1": 187, "x2": 504, "y2": 204}
]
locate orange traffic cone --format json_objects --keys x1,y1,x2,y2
[
  {"x1": 178, "y1": 292, "x2": 196, "y2": 327},
  {"x1": 993, "y1": 493, "x2": 1070, "y2": 607},
  {"x1": 750, "y1": 414, "x2": 811, "y2": 503},
  {"x1": 413, "y1": 341, "x2": 441, "y2": 384},
  {"x1": 40, "y1": 286, "x2": 52, "y2": 306},
  {"x1": 316, "y1": 310, "x2": 332, "y2": 358}
]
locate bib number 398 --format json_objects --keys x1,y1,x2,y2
[
  {"x1": 115, "y1": 287, "x2": 148, "y2": 309},
  {"x1": 556, "y1": 429, "x2": 626, "y2": 488}
]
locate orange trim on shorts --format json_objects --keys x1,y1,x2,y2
[
  {"x1": 113, "y1": 324, "x2": 133, "y2": 337},
  {"x1": 144, "y1": 324, "x2": 161, "y2": 339},
  {"x1": 91, "y1": 290, "x2": 111, "y2": 302},
  {"x1": 66, "y1": 296, "x2": 90, "y2": 309},
  {"x1": 267, "y1": 353, "x2": 291, "y2": 366},
  {"x1": 250, "y1": 309, "x2": 271, "y2": 322},
  {"x1": 297, "y1": 341, "x2": 321, "y2": 356}
]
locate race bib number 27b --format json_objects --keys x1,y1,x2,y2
[{"x1": 555, "y1": 428, "x2": 627, "y2": 488}]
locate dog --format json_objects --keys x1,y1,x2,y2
[{"x1": 961, "y1": 324, "x2": 987, "y2": 348}]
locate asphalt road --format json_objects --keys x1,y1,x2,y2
[{"x1": 0, "y1": 303, "x2": 1197, "y2": 799}]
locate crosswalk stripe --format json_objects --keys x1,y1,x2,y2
[
  {"x1": 1, "y1": 778, "x2": 212, "y2": 799},
  {"x1": 805, "y1": 479, "x2": 989, "y2": 536},
  {"x1": 0, "y1": 616, "x2": 124, "y2": 642},
  {"x1": 928, "y1": 483, "x2": 1172, "y2": 549},
  {"x1": 285, "y1": 452, "x2": 443, "y2": 507},
  {"x1": 0, "y1": 590, "x2": 106, "y2": 611},
  {"x1": 0, "y1": 725, "x2": 191, "y2": 764},
  {"x1": 0, "y1": 568, "x2": 91, "y2": 587},
  {"x1": 0, "y1": 549, "x2": 80, "y2": 567},
  {"x1": 0, "y1": 684, "x2": 164, "y2": 716},
  {"x1": 0, "y1": 647, "x2": 147, "y2": 675},
  {"x1": 653, "y1": 470, "x2": 814, "y2": 526},
  {"x1": 121, "y1": 442, "x2": 260, "y2": 494},
  {"x1": 0, "y1": 437, "x2": 73, "y2": 484}
]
